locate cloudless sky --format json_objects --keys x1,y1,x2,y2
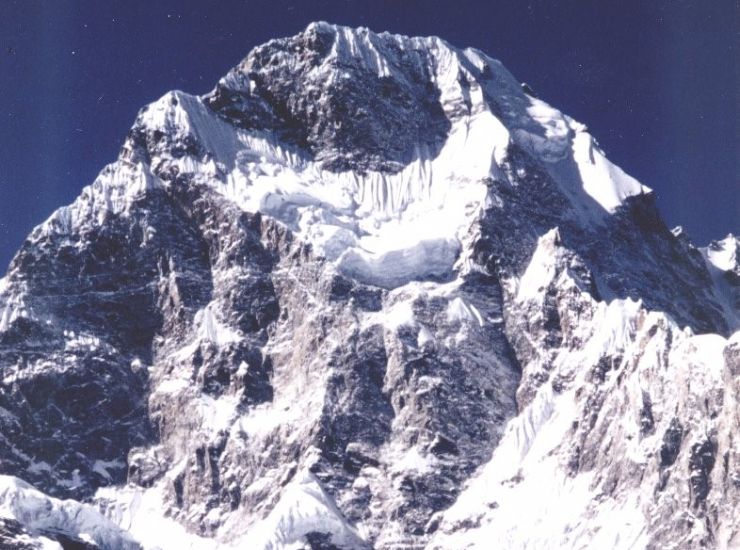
[{"x1": 0, "y1": 0, "x2": 737, "y2": 272}]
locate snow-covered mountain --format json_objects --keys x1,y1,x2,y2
[{"x1": 0, "y1": 22, "x2": 737, "y2": 549}]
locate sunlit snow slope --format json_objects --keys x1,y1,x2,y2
[{"x1": 115, "y1": 22, "x2": 649, "y2": 289}]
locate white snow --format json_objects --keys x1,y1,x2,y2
[
  {"x1": 30, "y1": 24, "x2": 654, "y2": 292},
  {"x1": 174, "y1": 303, "x2": 242, "y2": 360},
  {"x1": 196, "y1": 394, "x2": 238, "y2": 435},
  {"x1": 39, "y1": 160, "x2": 162, "y2": 236},
  {"x1": 239, "y1": 469, "x2": 366, "y2": 550},
  {"x1": 430, "y1": 365, "x2": 627, "y2": 547},
  {"x1": 205, "y1": 102, "x2": 496, "y2": 289},
  {"x1": 507, "y1": 95, "x2": 650, "y2": 215},
  {"x1": 383, "y1": 300, "x2": 417, "y2": 330},
  {"x1": 700, "y1": 235, "x2": 739, "y2": 330},
  {"x1": 570, "y1": 126, "x2": 650, "y2": 211},
  {"x1": 0, "y1": 475, "x2": 140, "y2": 549},
  {"x1": 0, "y1": 288, "x2": 27, "y2": 333},
  {"x1": 516, "y1": 228, "x2": 570, "y2": 303},
  {"x1": 336, "y1": 238, "x2": 460, "y2": 289},
  {"x1": 704, "y1": 234, "x2": 737, "y2": 271},
  {"x1": 235, "y1": 402, "x2": 295, "y2": 438},
  {"x1": 97, "y1": 481, "x2": 219, "y2": 550},
  {"x1": 429, "y1": 379, "x2": 612, "y2": 550},
  {"x1": 154, "y1": 377, "x2": 190, "y2": 395},
  {"x1": 64, "y1": 332, "x2": 102, "y2": 351},
  {"x1": 361, "y1": 293, "x2": 418, "y2": 332},
  {"x1": 390, "y1": 447, "x2": 434, "y2": 475},
  {"x1": 194, "y1": 305, "x2": 242, "y2": 346},
  {"x1": 7, "y1": 23, "x2": 729, "y2": 550},
  {"x1": 671, "y1": 332, "x2": 727, "y2": 381},
  {"x1": 582, "y1": 297, "x2": 643, "y2": 363},
  {"x1": 417, "y1": 325, "x2": 434, "y2": 346},
  {"x1": 331, "y1": 25, "x2": 393, "y2": 78},
  {"x1": 114, "y1": 34, "x2": 516, "y2": 290},
  {"x1": 428, "y1": 291, "x2": 737, "y2": 550},
  {"x1": 446, "y1": 297, "x2": 484, "y2": 326}
]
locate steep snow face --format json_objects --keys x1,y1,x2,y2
[
  {"x1": 568, "y1": 124, "x2": 649, "y2": 211},
  {"x1": 237, "y1": 468, "x2": 369, "y2": 550},
  {"x1": 0, "y1": 475, "x2": 140, "y2": 549},
  {"x1": 95, "y1": 466, "x2": 368, "y2": 550},
  {"x1": 108, "y1": 22, "x2": 651, "y2": 289},
  {"x1": 127, "y1": 91, "x2": 498, "y2": 289},
  {"x1": 38, "y1": 161, "x2": 162, "y2": 237},
  {"x1": 430, "y1": 299, "x2": 739, "y2": 550}
]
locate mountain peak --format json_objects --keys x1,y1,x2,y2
[{"x1": 0, "y1": 24, "x2": 736, "y2": 550}]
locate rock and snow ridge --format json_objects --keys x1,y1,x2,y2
[
  {"x1": 0, "y1": 22, "x2": 737, "y2": 550},
  {"x1": 109, "y1": 21, "x2": 648, "y2": 290}
]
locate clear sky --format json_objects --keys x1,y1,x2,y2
[{"x1": 0, "y1": 0, "x2": 737, "y2": 272}]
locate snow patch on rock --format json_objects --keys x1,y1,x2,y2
[{"x1": 242, "y1": 469, "x2": 367, "y2": 550}]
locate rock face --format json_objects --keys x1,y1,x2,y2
[{"x1": 0, "y1": 22, "x2": 737, "y2": 550}]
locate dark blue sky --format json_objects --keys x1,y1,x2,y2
[{"x1": 1, "y1": 0, "x2": 737, "y2": 272}]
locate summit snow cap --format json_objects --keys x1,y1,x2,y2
[{"x1": 116, "y1": 23, "x2": 651, "y2": 289}]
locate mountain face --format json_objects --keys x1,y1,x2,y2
[{"x1": 0, "y1": 22, "x2": 737, "y2": 550}]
